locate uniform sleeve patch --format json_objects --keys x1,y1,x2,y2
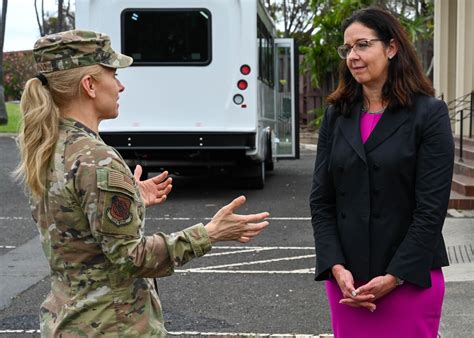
[
  {"x1": 108, "y1": 170, "x2": 135, "y2": 195},
  {"x1": 106, "y1": 195, "x2": 133, "y2": 226}
]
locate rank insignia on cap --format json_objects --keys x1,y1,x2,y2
[{"x1": 107, "y1": 195, "x2": 133, "y2": 226}]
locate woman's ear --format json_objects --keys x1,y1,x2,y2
[
  {"x1": 80, "y1": 75, "x2": 96, "y2": 98},
  {"x1": 388, "y1": 38, "x2": 398, "y2": 60}
]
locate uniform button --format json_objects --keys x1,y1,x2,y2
[
  {"x1": 373, "y1": 164, "x2": 380, "y2": 170},
  {"x1": 373, "y1": 213, "x2": 380, "y2": 219},
  {"x1": 340, "y1": 190, "x2": 345, "y2": 197},
  {"x1": 341, "y1": 212, "x2": 346, "y2": 219},
  {"x1": 338, "y1": 165, "x2": 344, "y2": 172}
]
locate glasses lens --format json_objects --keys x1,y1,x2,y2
[{"x1": 337, "y1": 46, "x2": 348, "y2": 59}]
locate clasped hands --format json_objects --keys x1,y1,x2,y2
[{"x1": 331, "y1": 264, "x2": 398, "y2": 312}]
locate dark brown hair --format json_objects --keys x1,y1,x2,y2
[{"x1": 327, "y1": 7, "x2": 435, "y2": 116}]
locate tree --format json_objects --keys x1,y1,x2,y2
[
  {"x1": 380, "y1": 0, "x2": 434, "y2": 77},
  {"x1": 301, "y1": 0, "x2": 373, "y2": 89},
  {"x1": 35, "y1": 0, "x2": 74, "y2": 37},
  {"x1": 0, "y1": 0, "x2": 8, "y2": 125},
  {"x1": 302, "y1": 0, "x2": 434, "y2": 89},
  {"x1": 263, "y1": 0, "x2": 316, "y2": 46}
]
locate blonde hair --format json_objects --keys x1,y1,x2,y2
[{"x1": 15, "y1": 65, "x2": 104, "y2": 198}]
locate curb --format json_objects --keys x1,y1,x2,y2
[
  {"x1": 0, "y1": 133, "x2": 17, "y2": 138},
  {"x1": 300, "y1": 143, "x2": 317, "y2": 151}
]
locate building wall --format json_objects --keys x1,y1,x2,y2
[{"x1": 434, "y1": 0, "x2": 474, "y2": 135}]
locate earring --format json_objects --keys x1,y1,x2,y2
[{"x1": 388, "y1": 55, "x2": 393, "y2": 60}]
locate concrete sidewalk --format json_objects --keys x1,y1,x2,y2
[{"x1": 438, "y1": 217, "x2": 474, "y2": 338}]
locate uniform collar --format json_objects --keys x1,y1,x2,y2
[{"x1": 61, "y1": 118, "x2": 99, "y2": 139}]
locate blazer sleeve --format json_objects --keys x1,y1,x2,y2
[
  {"x1": 386, "y1": 99, "x2": 454, "y2": 288},
  {"x1": 309, "y1": 107, "x2": 346, "y2": 280}
]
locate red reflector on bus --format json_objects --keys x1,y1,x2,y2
[
  {"x1": 237, "y1": 80, "x2": 248, "y2": 90},
  {"x1": 240, "y1": 65, "x2": 251, "y2": 75}
]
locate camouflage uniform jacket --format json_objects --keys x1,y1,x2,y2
[{"x1": 32, "y1": 118, "x2": 212, "y2": 337}]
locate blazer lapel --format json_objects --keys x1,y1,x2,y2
[
  {"x1": 338, "y1": 102, "x2": 367, "y2": 164},
  {"x1": 364, "y1": 106, "x2": 410, "y2": 153}
]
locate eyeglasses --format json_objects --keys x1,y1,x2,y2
[{"x1": 337, "y1": 39, "x2": 384, "y2": 59}]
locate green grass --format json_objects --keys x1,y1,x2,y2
[{"x1": 0, "y1": 102, "x2": 21, "y2": 133}]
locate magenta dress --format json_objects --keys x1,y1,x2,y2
[{"x1": 325, "y1": 111, "x2": 445, "y2": 338}]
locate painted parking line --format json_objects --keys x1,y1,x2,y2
[
  {"x1": 207, "y1": 246, "x2": 314, "y2": 257},
  {"x1": 0, "y1": 216, "x2": 312, "y2": 221},
  {"x1": 0, "y1": 329, "x2": 333, "y2": 337},
  {"x1": 0, "y1": 246, "x2": 16, "y2": 249},
  {"x1": 178, "y1": 246, "x2": 315, "y2": 274}
]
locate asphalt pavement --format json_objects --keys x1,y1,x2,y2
[{"x1": 0, "y1": 134, "x2": 473, "y2": 337}]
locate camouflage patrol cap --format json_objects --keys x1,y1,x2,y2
[{"x1": 33, "y1": 30, "x2": 133, "y2": 73}]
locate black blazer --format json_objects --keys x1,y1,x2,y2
[{"x1": 309, "y1": 95, "x2": 454, "y2": 288}]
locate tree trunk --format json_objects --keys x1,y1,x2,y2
[
  {"x1": 57, "y1": 0, "x2": 64, "y2": 32},
  {"x1": 0, "y1": 0, "x2": 8, "y2": 125},
  {"x1": 34, "y1": 0, "x2": 44, "y2": 36}
]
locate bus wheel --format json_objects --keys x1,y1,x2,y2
[
  {"x1": 265, "y1": 138, "x2": 274, "y2": 171},
  {"x1": 248, "y1": 161, "x2": 265, "y2": 189}
]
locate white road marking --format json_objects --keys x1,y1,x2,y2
[
  {"x1": 178, "y1": 269, "x2": 315, "y2": 274},
  {"x1": 0, "y1": 216, "x2": 311, "y2": 221},
  {"x1": 177, "y1": 254, "x2": 315, "y2": 273},
  {"x1": 207, "y1": 246, "x2": 314, "y2": 257},
  {"x1": 213, "y1": 246, "x2": 314, "y2": 250},
  {"x1": 0, "y1": 246, "x2": 16, "y2": 249},
  {"x1": 148, "y1": 217, "x2": 311, "y2": 221},
  {"x1": 0, "y1": 329, "x2": 332, "y2": 337}
]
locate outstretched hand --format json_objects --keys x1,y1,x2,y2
[
  {"x1": 205, "y1": 195, "x2": 269, "y2": 243},
  {"x1": 133, "y1": 165, "x2": 173, "y2": 207}
]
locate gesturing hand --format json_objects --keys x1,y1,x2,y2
[
  {"x1": 205, "y1": 195, "x2": 269, "y2": 243},
  {"x1": 331, "y1": 264, "x2": 376, "y2": 312},
  {"x1": 133, "y1": 165, "x2": 173, "y2": 207}
]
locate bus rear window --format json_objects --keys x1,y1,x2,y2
[{"x1": 121, "y1": 9, "x2": 212, "y2": 66}]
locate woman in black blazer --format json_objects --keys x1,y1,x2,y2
[{"x1": 309, "y1": 7, "x2": 454, "y2": 338}]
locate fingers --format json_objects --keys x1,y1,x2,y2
[
  {"x1": 350, "y1": 293, "x2": 375, "y2": 302},
  {"x1": 150, "y1": 171, "x2": 169, "y2": 184},
  {"x1": 355, "y1": 284, "x2": 372, "y2": 295},
  {"x1": 241, "y1": 223, "x2": 268, "y2": 237},
  {"x1": 157, "y1": 179, "x2": 173, "y2": 192},
  {"x1": 244, "y1": 212, "x2": 270, "y2": 223},
  {"x1": 153, "y1": 196, "x2": 167, "y2": 205},
  {"x1": 246, "y1": 220, "x2": 269, "y2": 230},
  {"x1": 224, "y1": 195, "x2": 246, "y2": 213},
  {"x1": 339, "y1": 298, "x2": 376, "y2": 312},
  {"x1": 238, "y1": 236, "x2": 251, "y2": 243},
  {"x1": 134, "y1": 165, "x2": 143, "y2": 182}
]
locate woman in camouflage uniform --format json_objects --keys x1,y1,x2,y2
[{"x1": 15, "y1": 30, "x2": 269, "y2": 337}]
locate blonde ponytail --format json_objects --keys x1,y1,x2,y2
[{"x1": 15, "y1": 65, "x2": 103, "y2": 199}]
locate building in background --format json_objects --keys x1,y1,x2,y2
[{"x1": 434, "y1": 0, "x2": 474, "y2": 135}]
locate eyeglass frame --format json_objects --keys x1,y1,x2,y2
[{"x1": 337, "y1": 38, "x2": 386, "y2": 59}]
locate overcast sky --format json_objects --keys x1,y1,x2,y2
[{"x1": 4, "y1": 0, "x2": 65, "y2": 51}]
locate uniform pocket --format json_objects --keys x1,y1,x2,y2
[{"x1": 96, "y1": 168, "x2": 142, "y2": 237}]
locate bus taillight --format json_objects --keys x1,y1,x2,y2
[
  {"x1": 240, "y1": 65, "x2": 251, "y2": 75},
  {"x1": 237, "y1": 80, "x2": 248, "y2": 90}
]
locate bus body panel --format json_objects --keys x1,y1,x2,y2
[
  {"x1": 77, "y1": 0, "x2": 260, "y2": 133},
  {"x1": 75, "y1": 0, "x2": 284, "y2": 186}
]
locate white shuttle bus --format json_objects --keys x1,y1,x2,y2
[{"x1": 76, "y1": 0, "x2": 298, "y2": 188}]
